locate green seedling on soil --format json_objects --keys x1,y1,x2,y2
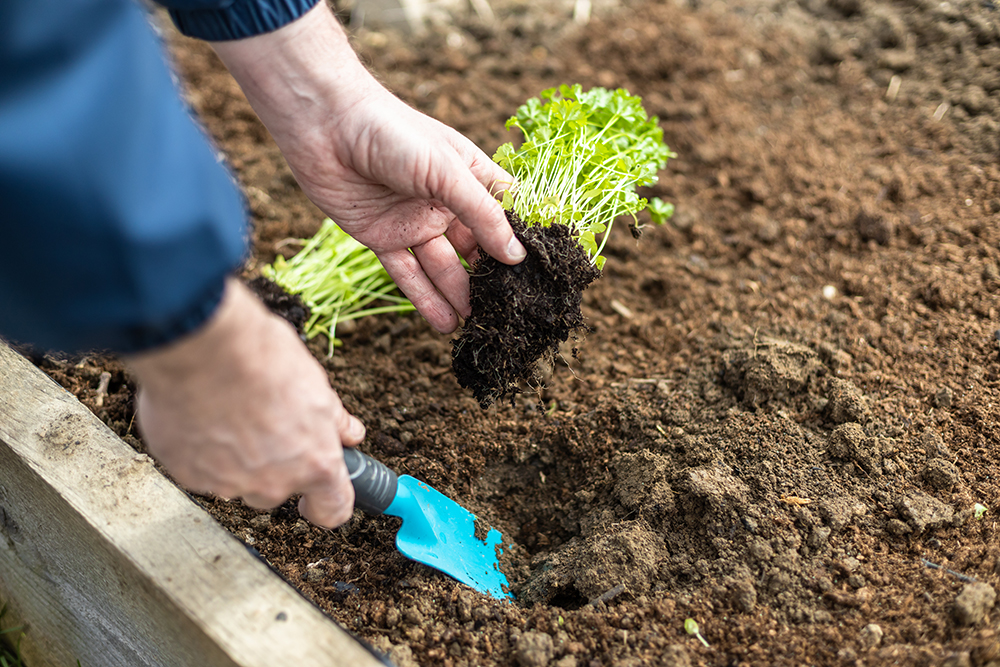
[
  {"x1": 974, "y1": 503, "x2": 987, "y2": 519},
  {"x1": 684, "y1": 617, "x2": 709, "y2": 648},
  {"x1": 493, "y1": 83, "x2": 675, "y2": 269},
  {"x1": 263, "y1": 218, "x2": 415, "y2": 356}
]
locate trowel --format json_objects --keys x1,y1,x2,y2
[{"x1": 343, "y1": 448, "x2": 512, "y2": 600}]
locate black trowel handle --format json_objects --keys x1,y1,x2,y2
[{"x1": 343, "y1": 448, "x2": 399, "y2": 515}]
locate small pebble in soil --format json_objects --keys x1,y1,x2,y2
[
  {"x1": 728, "y1": 577, "x2": 758, "y2": 612},
  {"x1": 858, "y1": 623, "x2": 883, "y2": 649},
  {"x1": 827, "y1": 422, "x2": 883, "y2": 474},
  {"x1": 895, "y1": 490, "x2": 954, "y2": 533},
  {"x1": 920, "y1": 428, "x2": 954, "y2": 459},
  {"x1": 942, "y1": 652, "x2": 973, "y2": 667},
  {"x1": 838, "y1": 648, "x2": 858, "y2": 662},
  {"x1": 303, "y1": 568, "x2": 325, "y2": 584},
  {"x1": 886, "y1": 517, "x2": 914, "y2": 536},
  {"x1": 662, "y1": 645, "x2": 691, "y2": 667},
  {"x1": 515, "y1": 631, "x2": 554, "y2": 667},
  {"x1": 953, "y1": 582, "x2": 997, "y2": 626},
  {"x1": 855, "y1": 204, "x2": 894, "y2": 244},
  {"x1": 934, "y1": 386, "x2": 954, "y2": 408}
]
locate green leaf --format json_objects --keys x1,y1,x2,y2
[
  {"x1": 493, "y1": 84, "x2": 675, "y2": 267},
  {"x1": 501, "y1": 189, "x2": 516, "y2": 211},
  {"x1": 647, "y1": 197, "x2": 675, "y2": 225}
]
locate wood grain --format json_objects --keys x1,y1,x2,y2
[{"x1": 0, "y1": 342, "x2": 384, "y2": 667}]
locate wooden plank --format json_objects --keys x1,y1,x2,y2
[{"x1": 0, "y1": 342, "x2": 385, "y2": 667}]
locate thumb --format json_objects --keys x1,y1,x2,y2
[
  {"x1": 298, "y1": 459, "x2": 355, "y2": 528},
  {"x1": 437, "y1": 148, "x2": 526, "y2": 265},
  {"x1": 299, "y1": 484, "x2": 355, "y2": 529}
]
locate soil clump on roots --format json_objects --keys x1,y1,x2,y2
[{"x1": 452, "y1": 211, "x2": 601, "y2": 409}]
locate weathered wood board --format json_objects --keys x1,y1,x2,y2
[{"x1": 0, "y1": 342, "x2": 385, "y2": 667}]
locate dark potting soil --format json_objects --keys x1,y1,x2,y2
[
  {"x1": 246, "y1": 275, "x2": 311, "y2": 334},
  {"x1": 36, "y1": 1, "x2": 1000, "y2": 665},
  {"x1": 452, "y1": 212, "x2": 601, "y2": 410}
]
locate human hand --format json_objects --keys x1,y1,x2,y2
[
  {"x1": 127, "y1": 278, "x2": 365, "y2": 528},
  {"x1": 212, "y1": 5, "x2": 526, "y2": 334}
]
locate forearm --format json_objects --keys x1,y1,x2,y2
[{"x1": 126, "y1": 278, "x2": 256, "y2": 388}]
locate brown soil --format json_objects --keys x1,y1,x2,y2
[
  {"x1": 453, "y1": 211, "x2": 602, "y2": 410},
  {"x1": 37, "y1": 1, "x2": 1000, "y2": 665}
]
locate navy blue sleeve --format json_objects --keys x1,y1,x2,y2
[
  {"x1": 161, "y1": 0, "x2": 322, "y2": 41},
  {"x1": 0, "y1": 0, "x2": 249, "y2": 354}
]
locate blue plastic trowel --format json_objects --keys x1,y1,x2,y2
[{"x1": 343, "y1": 448, "x2": 512, "y2": 600}]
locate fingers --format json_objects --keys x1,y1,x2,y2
[
  {"x1": 444, "y1": 220, "x2": 480, "y2": 264},
  {"x1": 466, "y1": 145, "x2": 516, "y2": 202},
  {"x1": 341, "y1": 414, "x2": 366, "y2": 446},
  {"x1": 412, "y1": 234, "x2": 472, "y2": 319},
  {"x1": 431, "y1": 148, "x2": 526, "y2": 266},
  {"x1": 131, "y1": 280, "x2": 369, "y2": 532},
  {"x1": 242, "y1": 492, "x2": 287, "y2": 510},
  {"x1": 378, "y1": 248, "x2": 461, "y2": 333},
  {"x1": 239, "y1": 394, "x2": 363, "y2": 521}
]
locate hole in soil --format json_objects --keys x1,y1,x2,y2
[
  {"x1": 547, "y1": 588, "x2": 589, "y2": 610},
  {"x1": 480, "y1": 456, "x2": 587, "y2": 557}
]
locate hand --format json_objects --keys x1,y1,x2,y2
[
  {"x1": 127, "y1": 278, "x2": 365, "y2": 528},
  {"x1": 212, "y1": 5, "x2": 526, "y2": 334}
]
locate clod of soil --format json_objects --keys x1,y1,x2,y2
[
  {"x1": 452, "y1": 212, "x2": 601, "y2": 409},
  {"x1": 246, "y1": 275, "x2": 311, "y2": 333},
  {"x1": 952, "y1": 582, "x2": 997, "y2": 627}
]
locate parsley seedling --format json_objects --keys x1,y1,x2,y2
[
  {"x1": 263, "y1": 219, "x2": 415, "y2": 355},
  {"x1": 493, "y1": 84, "x2": 675, "y2": 269}
]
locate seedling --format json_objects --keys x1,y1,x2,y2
[
  {"x1": 494, "y1": 84, "x2": 675, "y2": 269},
  {"x1": 684, "y1": 617, "x2": 709, "y2": 648},
  {"x1": 263, "y1": 218, "x2": 415, "y2": 355},
  {"x1": 974, "y1": 503, "x2": 987, "y2": 519},
  {"x1": 453, "y1": 85, "x2": 676, "y2": 408}
]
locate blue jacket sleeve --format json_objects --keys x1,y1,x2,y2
[
  {"x1": 0, "y1": 0, "x2": 249, "y2": 354},
  {"x1": 161, "y1": 0, "x2": 322, "y2": 41}
]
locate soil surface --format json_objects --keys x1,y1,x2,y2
[{"x1": 37, "y1": 0, "x2": 1000, "y2": 665}]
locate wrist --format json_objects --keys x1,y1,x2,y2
[
  {"x1": 126, "y1": 278, "x2": 267, "y2": 389},
  {"x1": 211, "y1": 4, "x2": 379, "y2": 137}
]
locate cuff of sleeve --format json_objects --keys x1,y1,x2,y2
[
  {"x1": 114, "y1": 278, "x2": 228, "y2": 355},
  {"x1": 169, "y1": 0, "x2": 322, "y2": 41}
]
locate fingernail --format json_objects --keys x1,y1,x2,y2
[
  {"x1": 349, "y1": 416, "x2": 366, "y2": 441},
  {"x1": 507, "y1": 235, "x2": 527, "y2": 261}
]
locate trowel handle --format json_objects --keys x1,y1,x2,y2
[{"x1": 343, "y1": 448, "x2": 399, "y2": 515}]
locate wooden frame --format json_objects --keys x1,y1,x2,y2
[{"x1": 0, "y1": 342, "x2": 385, "y2": 667}]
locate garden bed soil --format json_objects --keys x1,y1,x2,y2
[{"x1": 36, "y1": 0, "x2": 1000, "y2": 665}]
